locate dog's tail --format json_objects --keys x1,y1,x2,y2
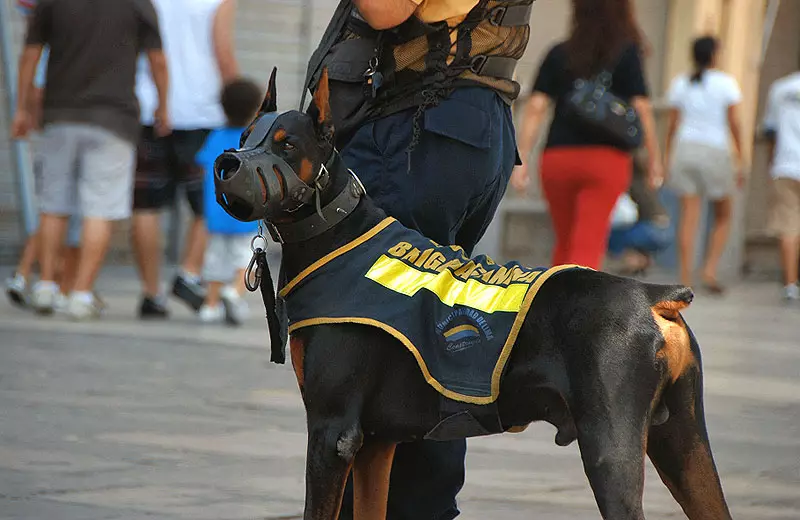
[
  {"x1": 645, "y1": 284, "x2": 694, "y2": 318},
  {"x1": 646, "y1": 284, "x2": 694, "y2": 384}
]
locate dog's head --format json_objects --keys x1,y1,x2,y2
[{"x1": 214, "y1": 67, "x2": 338, "y2": 223}]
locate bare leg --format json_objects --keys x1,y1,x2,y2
[
  {"x1": 181, "y1": 217, "x2": 207, "y2": 277},
  {"x1": 72, "y1": 218, "x2": 113, "y2": 292},
  {"x1": 677, "y1": 196, "x2": 701, "y2": 287},
  {"x1": 205, "y1": 281, "x2": 223, "y2": 307},
  {"x1": 230, "y1": 268, "x2": 247, "y2": 295},
  {"x1": 701, "y1": 197, "x2": 732, "y2": 285},
  {"x1": 59, "y1": 246, "x2": 80, "y2": 294},
  {"x1": 38, "y1": 214, "x2": 69, "y2": 283},
  {"x1": 780, "y1": 235, "x2": 800, "y2": 286},
  {"x1": 15, "y1": 231, "x2": 40, "y2": 279},
  {"x1": 132, "y1": 211, "x2": 162, "y2": 297},
  {"x1": 353, "y1": 441, "x2": 396, "y2": 520}
]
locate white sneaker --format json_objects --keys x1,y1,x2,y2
[
  {"x1": 783, "y1": 284, "x2": 800, "y2": 303},
  {"x1": 31, "y1": 282, "x2": 58, "y2": 315},
  {"x1": 199, "y1": 304, "x2": 225, "y2": 324},
  {"x1": 66, "y1": 293, "x2": 103, "y2": 321},
  {"x1": 54, "y1": 293, "x2": 69, "y2": 314},
  {"x1": 221, "y1": 286, "x2": 249, "y2": 326},
  {"x1": 5, "y1": 273, "x2": 28, "y2": 308}
]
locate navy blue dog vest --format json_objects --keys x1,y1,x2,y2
[{"x1": 282, "y1": 217, "x2": 580, "y2": 425}]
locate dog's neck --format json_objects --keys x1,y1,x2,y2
[{"x1": 272, "y1": 156, "x2": 386, "y2": 282}]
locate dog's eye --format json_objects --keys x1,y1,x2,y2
[{"x1": 283, "y1": 142, "x2": 296, "y2": 152}]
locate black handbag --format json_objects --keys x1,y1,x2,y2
[{"x1": 564, "y1": 68, "x2": 643, "y2": 150}]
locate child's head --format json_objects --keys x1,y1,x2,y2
[{"x1": 221, "y1": 78, "x2": 263, "y2": 128}]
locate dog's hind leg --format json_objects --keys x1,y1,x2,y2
[
  {"x1": 647, "y1": 321, "x2": 732, "y2": 520},
  {"x1": 352, "y1": 440, "x2": 396, "y2": 520},
  {"x1": 569, "y1": 336, "x2": 660, "y2": 519}
]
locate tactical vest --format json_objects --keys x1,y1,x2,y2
[{"x1": 302, "y1": 0, "x2": 534, "y2": 146}]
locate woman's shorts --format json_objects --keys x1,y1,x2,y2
[{"x1": 669, "y1": 142, "x2": 734, "y2": 200}]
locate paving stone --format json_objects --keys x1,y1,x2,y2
[{"x1": 0, "y1": 268, "x2": 798, "y2": 519}]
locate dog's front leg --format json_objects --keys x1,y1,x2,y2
[
  {"x1": 304, "y1": 422, "x2": 363, "y2": 520},
  {"x1": 352, "y1": 440, "x2": 396, "y2": 520}
]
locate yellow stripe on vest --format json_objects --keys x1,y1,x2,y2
[{"x1": 365, "y1": 255, "x2": 530, "y2": 314}]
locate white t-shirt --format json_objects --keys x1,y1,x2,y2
[
  {"x1": 762, "y1": 72, "x2": 800, "y2": 181},
  {"x1": 136, "y1": 0, "x2": 226, "y2": 130},
  {"x1": 667, "y1": 70, "x2": 742, "y2": 151}
]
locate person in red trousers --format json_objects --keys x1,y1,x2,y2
[{"x1": 511, "y1": 0, "x2": 663, "y2": 270}]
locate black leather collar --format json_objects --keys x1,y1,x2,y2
[{"x1": 266, "y1": 154, "x2": 366, "y2": 244}]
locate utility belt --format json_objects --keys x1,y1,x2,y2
[{"x1": 302, "y1": 1, "x2": 533, "y2": 148}]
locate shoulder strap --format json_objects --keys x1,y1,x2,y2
[
  {"x1": 299, "y1": 0, "x2": 354, "y2": 110},
  {"x1": 597, "y1": 43, "x2": 636, "y2": 89}
]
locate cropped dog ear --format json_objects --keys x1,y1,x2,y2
[
  {"x1": 310, "y1": 67, "x2": 334, "y2": 140},
  {"x1": 261, "y1": 67, "x2": 278, "y2": 113}
]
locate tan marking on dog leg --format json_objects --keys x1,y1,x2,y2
[
  {"x1": 323, "y1": 460, "x2": 354, "y2": 520},
  {"x1": 290, "y1": 336, "x2": 305, "y2": 390},
  {"x1": 652, "y1": 305, "x2": 695, "y2": 383},
  {"x1": 680, "y1": 441, "x2": 732, "y2": 519},
  {"x1": 353, "y1": 441, "x2": 396, "y2": 520}
]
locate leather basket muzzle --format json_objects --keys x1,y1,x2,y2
[
  {"x1": 213, "y1": 113, "x2": 316, "y2": 223},
  {"x1": 215, "y1": 148, "x2": 279, "y2": 222}
]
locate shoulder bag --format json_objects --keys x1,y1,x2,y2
[{"x1": 564, "y1": 59, "x2": 644, "y2": 150}]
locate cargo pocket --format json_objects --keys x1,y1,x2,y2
[{"x1": 423, "y1": 97, "x2": 492, "y2": 150}]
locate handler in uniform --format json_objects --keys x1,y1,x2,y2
[{"x1": 302, "y1": 0, "x2": 535, "y2": 518}]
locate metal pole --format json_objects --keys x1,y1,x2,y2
[{"x1": 0, "y1": 0, "x2": 38, "y2": 237}]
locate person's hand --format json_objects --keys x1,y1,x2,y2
[
  {"x1": 648, "y1": 159, "x2": 665, "y2": 190},
  {"x1": 153, "y1": 105, "x2": 171, "y2": 137},
  {"x1": 10, "y1": 109, "x2": 33, "y2": 140},
  {"x1": 510, "y1": 164, "x2": 530, "y2": 194}
]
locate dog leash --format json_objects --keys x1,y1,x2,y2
[{"x1": 246, "y1": 225, "x2": 287, "y2": 364}]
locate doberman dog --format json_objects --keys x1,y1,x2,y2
[{"x1": 213, "y1": 68, "x2": 732, "y2": 520}]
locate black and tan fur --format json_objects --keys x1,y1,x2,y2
[{"x1": 243, "y1": 69, "x2": 732, "y2": 520}]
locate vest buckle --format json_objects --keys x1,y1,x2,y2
[
  {"x1": 488, "y1": 6, "x2": 507, "y2": 26},
  {"x1": 469, "y1": 55, "x2": 488, "y2": 74}
]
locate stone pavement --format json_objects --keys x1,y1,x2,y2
[{"x1": 0, "y1": 266, "x2": 798, "y2": 519}]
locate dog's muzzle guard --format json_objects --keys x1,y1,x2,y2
[
  {"x1": 213, "y1": 112, "x2": 330, "y2": 223},
  {"x1": 211, "y1": 112, "x2": 365, "y2": 364}
]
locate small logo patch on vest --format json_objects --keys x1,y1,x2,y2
[{"x1": 437, "y1": 308, "x2": 494, "y2": 353}]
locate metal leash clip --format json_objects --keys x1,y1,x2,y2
[{"x1": 245, "y1": 223, "x2": 269, "y2": 292}]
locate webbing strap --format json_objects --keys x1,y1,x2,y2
[
  {"x1": 489, "y1": 3, "x2": 533, "y2": 27},
  {"x1": 299, "y1": 0, "x2": 353, "y2": 110},
  {"x1": 469, "y1": 55, "x2": 518, "y2": 79}
]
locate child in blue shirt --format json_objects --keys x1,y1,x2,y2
[{"x1": 196, "y1": 78, "x2": 263, "y2": 325}]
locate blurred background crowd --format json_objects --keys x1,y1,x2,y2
[{"x1": 0, "y1": 0, "x2": 798, "y2": 324}]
